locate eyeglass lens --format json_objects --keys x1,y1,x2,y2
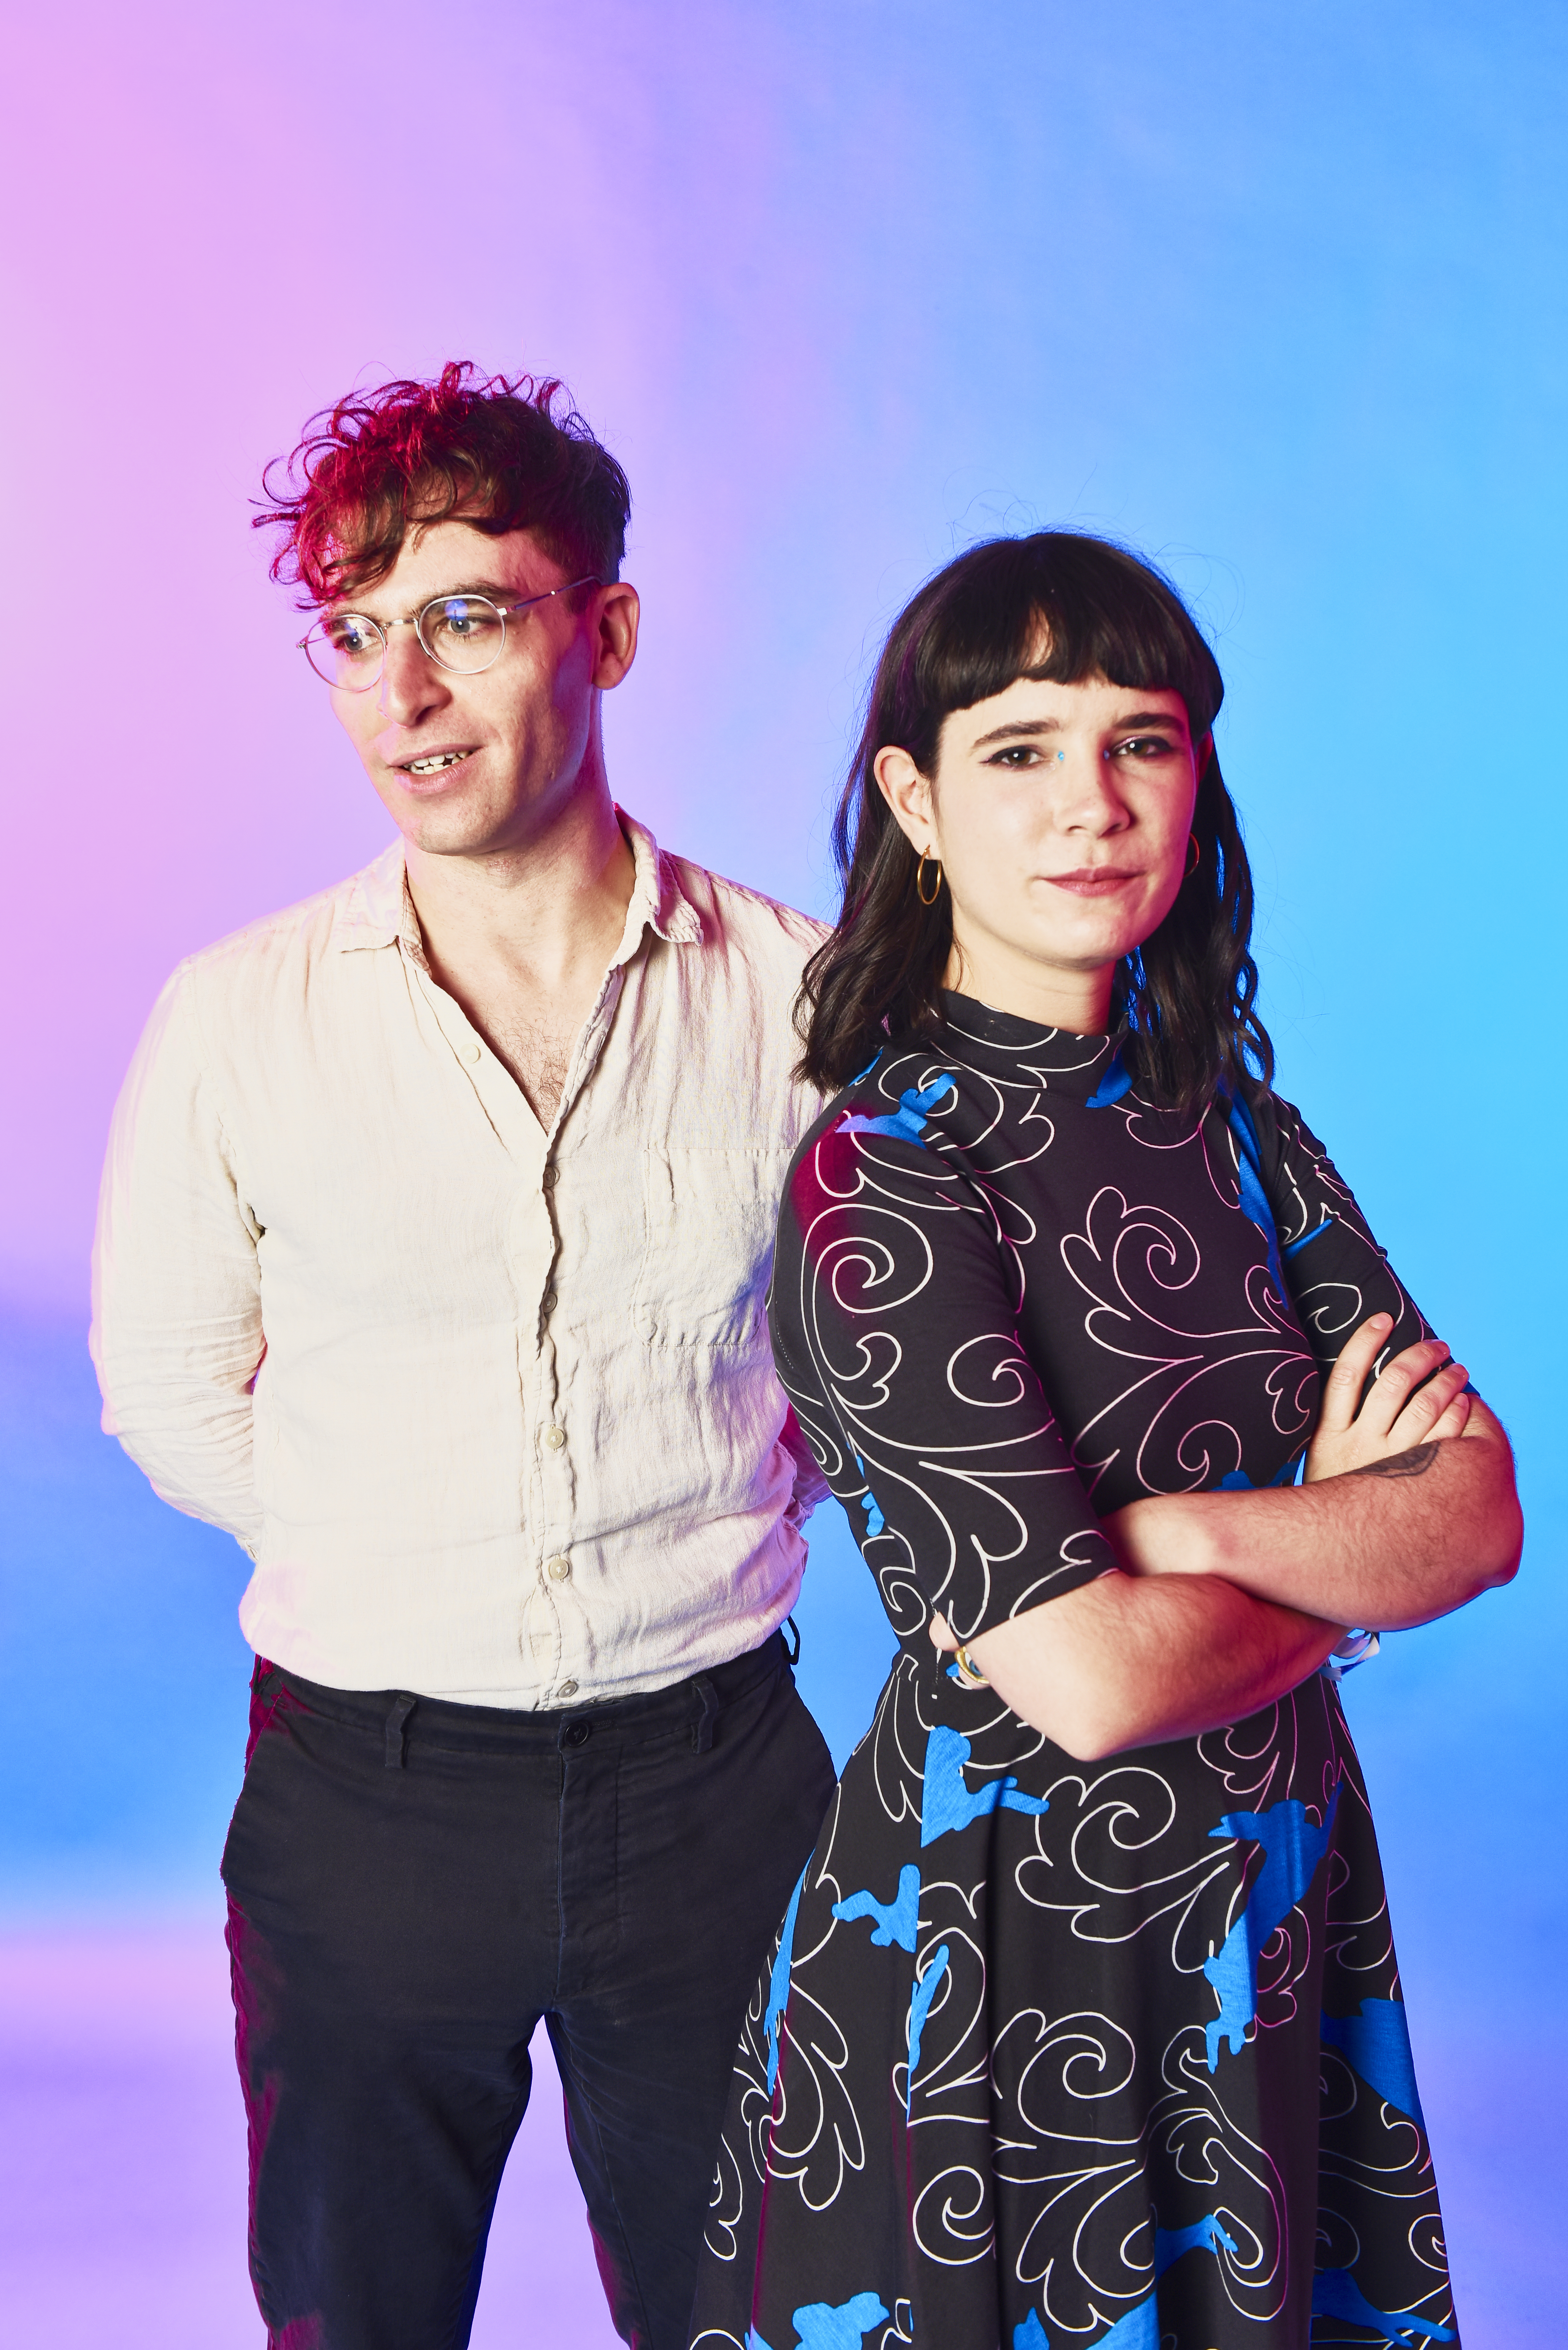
[{"x1": 301, "y1": 596, "x2": 510, "y2": 689}]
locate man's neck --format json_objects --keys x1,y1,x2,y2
[
  {"x1": 402, "y1": 781, "x2": 639, "y2": 1129},
  {"x1": 405, "y1": 782, "x2": 635, "y2": 984}
]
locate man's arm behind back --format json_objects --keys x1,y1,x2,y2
[{"x1": 91, "y1": 962, "x2": 265, "y2": 1555}]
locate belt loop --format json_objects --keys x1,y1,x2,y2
[
  {"x1": 690, "y1": 1675, "x2": 720, "y2": 1754},
  {"x1": 781, "y1": 1616, "x2": 801, "y2": 1665},
  {"x1": 384, "y1": 1693, "x2": 417, "y2": 1769}
]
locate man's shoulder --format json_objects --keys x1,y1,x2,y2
[
  {"x1": 663, "y1": 851, "x2": 828, "y2": 970},
  {"x1": 170, "y1": 843, "x2": 403, "y2": 994}
]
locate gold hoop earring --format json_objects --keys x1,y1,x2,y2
[
  {"x1": 916, "y1": 848, "x2": 943, "y2": 906},
  {"x1": 1185, "y1": 834, "x2": 1201, "y2": 878}
]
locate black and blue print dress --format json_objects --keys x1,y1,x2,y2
[{"x1": 689, "y1": 994, "x2": 1459, "y2": 2350}]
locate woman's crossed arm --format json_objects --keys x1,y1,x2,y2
[
  {"x1": 935, "y1": 1315, "x2": 1521, "y2": 1763},
  {"x1": 1104, "y1": 1313, "x2": 1522, "y2": 1629}
]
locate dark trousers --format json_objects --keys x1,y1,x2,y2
[{"x1": 220, "y1": 1633, "x2": 835, "y2": 2350}]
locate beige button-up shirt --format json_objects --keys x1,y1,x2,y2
[{"x1": 91, "y1": 816, "x2": 830, "y2": 1707}]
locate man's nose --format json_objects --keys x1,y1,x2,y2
[{"x1": 377, "y1": 626, "x2": 447, "y2": 723}]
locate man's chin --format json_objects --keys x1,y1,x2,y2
[
  {"x1": 379, "y1": 776, "x2": 504, "y2": 857},
  {"x1": 396, "y1": 812, "x2": 505, "y2": 860}
]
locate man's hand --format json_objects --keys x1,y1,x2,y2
[{"x1": 1303, "y1": 1313, "x2": 1472, "y2": 1483}]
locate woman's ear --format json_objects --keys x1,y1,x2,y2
[
  {"x1": 1195, "y1": 730, "x2": 1214, "y2": 780},
  {"x1": 874, "y1": 744, "x2": 936, "y2": 851}
]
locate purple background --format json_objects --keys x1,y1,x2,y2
[{"x1": 2, "y1": 2, "x2": 1564, "y2": 2341}]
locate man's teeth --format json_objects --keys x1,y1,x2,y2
[{"x1": 405, "y1": 752, "x2": 467, "y2": 775}]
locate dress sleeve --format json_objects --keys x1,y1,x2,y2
[
  {"x1": 768, "y1": 1108, "x2": 1113, "y2": 1645},
  {"x1": 1251, "y1": 1093, "x2": 1435, "y2": 1391}
]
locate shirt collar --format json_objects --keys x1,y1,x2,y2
[
  {"x1": 329, "y1": 813, "x2": 703, "y2": 962},
  {"x1": 331, "y1": 839, "x2": 419, "y2": 956},
  {"x1": 614, "y1": 807, "x2": 703, "y2": 958}
]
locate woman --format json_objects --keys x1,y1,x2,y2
[{"x1": 688, "y1": 534, "x2": 1519, "y2": 2350}]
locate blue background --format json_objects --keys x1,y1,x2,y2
[{"x1": 1, "y1": 2, "x2": 1563, "y2": 2341}]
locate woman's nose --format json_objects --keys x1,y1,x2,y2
[{"x1": 1053, "y1": 746, "x2": 1130, "y2": 829}]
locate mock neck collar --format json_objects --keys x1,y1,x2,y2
[{"x1": 935, "y1": 990, "x2": 1125, "y2": 1102}]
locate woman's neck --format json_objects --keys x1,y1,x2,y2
[{"x1": 942, "y1": 932, "x2": 1114, "y2": 1037}]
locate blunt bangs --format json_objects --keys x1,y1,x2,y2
[
  {"x1": 889, "y1": 534, "x2": 1225, "y2": 777},
  {"x1": 798, "y1": 530, "x2": 1270, "y2": 1112}
]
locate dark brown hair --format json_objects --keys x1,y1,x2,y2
[
  {"x1": 254, "y1": 362, "x2": 631, "y2": 608},
  {"x1": 798, "y1": 531, "x2": 1273, "y2": 1116}
]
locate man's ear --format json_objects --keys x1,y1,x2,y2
[
  {"x1": 591, "y1": 583, "x2": 640, "y2": 690},
  {"x1": 874, "y1": 744, "x2": 936, "y2": 852}
]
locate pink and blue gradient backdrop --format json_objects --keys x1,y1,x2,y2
[{"x1": 2, "y1": 3, "x2": 1564, "y2": 2342}]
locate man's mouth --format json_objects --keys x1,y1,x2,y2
[{"x1": 399, "y1": 750, "x2": 473, "y2": 777}]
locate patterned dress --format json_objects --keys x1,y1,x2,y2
[{"x1": 689, "y1": 995, "x2": 1459, "y2": 2350}]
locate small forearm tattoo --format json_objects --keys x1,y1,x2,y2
[{"x1": 1350, "y1": 1442, "x2": 1440, "y2": 1480}]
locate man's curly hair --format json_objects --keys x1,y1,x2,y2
[{"x1": 255, "y1": 361, "x2": 631, "y2": 609}]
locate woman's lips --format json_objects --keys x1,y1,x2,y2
[{"x1": 1045, "y1": 867, "x2": 1142, "y2": 896}]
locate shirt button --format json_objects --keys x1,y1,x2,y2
[
  {"x1": 542, "y1": 1164, "x2": 559, "y2": 1188},
  {"x1": 543, "y1": 1425, "x2": 566, "y2": 1451},
  {"x1": 546, "y1": 1554, "x2": 572, "y2": 1581},
  {"x1": 541, "y1": 1290, "x2": 558, "y2": 1312},
  {"x1": 556, "y1": 1678, "x2": 579, "y2": 1699},
  {"x1": 463, "y1": 1041, "x2": 481, "y2": 1062}
]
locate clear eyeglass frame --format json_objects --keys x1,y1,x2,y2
[{"x1": 298, "y1": 576, "x2": 601, "y2": 690}]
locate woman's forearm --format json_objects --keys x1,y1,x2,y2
[
  {"x1": 1106, "y1": 1405, "x2": 1522, "y2": 1630},
  {"x1": 960, "y1": 1571, "x2": 1343, "y2": 1762}
]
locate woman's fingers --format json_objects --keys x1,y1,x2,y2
[
  {"x1": 928, "y1": 1609, "x2": 957, "y2": 1654},
  {"x1": 1387, "y1": 1360, "x2": 1469, "y2": 1442},
  {"x1": 1426, "y1": 1392, "x2": 1473, "y2": 1443},
  {"x1": 1318, "y1": 1314, "x2": 1393, "y2": 1431},
  {"x1": 1357, "y1": 1336, "x2": 1453, "y2": 1439}
]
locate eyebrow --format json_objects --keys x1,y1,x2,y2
[
  {"x1": 333, "y1": 579, "x2": 520, "y2": 618},
  {"x1": 966, "y1": 708, "x2": 1189, "y2": 748}
]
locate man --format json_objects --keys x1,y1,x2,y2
[{"x1": 91, "y1": 363, "x2": 837, "y2": 2350}]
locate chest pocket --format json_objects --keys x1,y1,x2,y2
[{"x1": 632, "y1": 1145, "x2": 793, "y2": 1351}]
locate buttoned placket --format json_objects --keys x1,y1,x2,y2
[{"x1": 394, "y1": 857, "x2": 686, "y2": 1709}]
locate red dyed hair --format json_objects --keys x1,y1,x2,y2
[{"x1": 255, "y1": 362, "x2": 631, "y2": 609}]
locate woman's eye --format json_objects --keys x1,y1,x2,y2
[
  {"x1": 1113, "y1": 733, "x2": 1179, "y2": 760},
  {"x1": 983, "y1": 744, "x2": 1041, "y2": 768}
]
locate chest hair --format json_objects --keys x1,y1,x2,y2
[{"x1": 476, "y1": 991, "x2": 580, "y2": 1129}]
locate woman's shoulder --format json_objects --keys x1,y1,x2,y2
[
  {"x1": 777, "y1": 1032, "x2": 1002, "y2": 1257},
  {"x1": 787, "y1": 1041, "x2": 970, "y2": 1187}
]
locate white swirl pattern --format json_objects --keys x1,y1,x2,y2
[{"x1": 689, "y1": 998, "x2": 1459, "y2": 2350}]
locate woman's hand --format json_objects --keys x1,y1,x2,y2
[{"x1": 1302, "y1": 1313, "x2": 1472, "y2": 1483}]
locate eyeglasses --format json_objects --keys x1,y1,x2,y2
[{"x1": 298, "y1": 577, "x2": 600, "y2": 690}]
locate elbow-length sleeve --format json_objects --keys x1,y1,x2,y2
[
  {"x1": 90, "y1": 964, "x2": 266, "y2": 1554},
  {"x1": 768, "y1": 1105, "x2": 1113, "y2": 1646},
  {"x1": 1249, "y1": 1093, "x2": 1436, "y2": 1387}
]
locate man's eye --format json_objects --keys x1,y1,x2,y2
[
  {"x1": 429, "y1": 598, "x2": 502, "y2": 642},
  {"x1": 327, "y1": 618, "x2": 377, "y2": 658}
]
